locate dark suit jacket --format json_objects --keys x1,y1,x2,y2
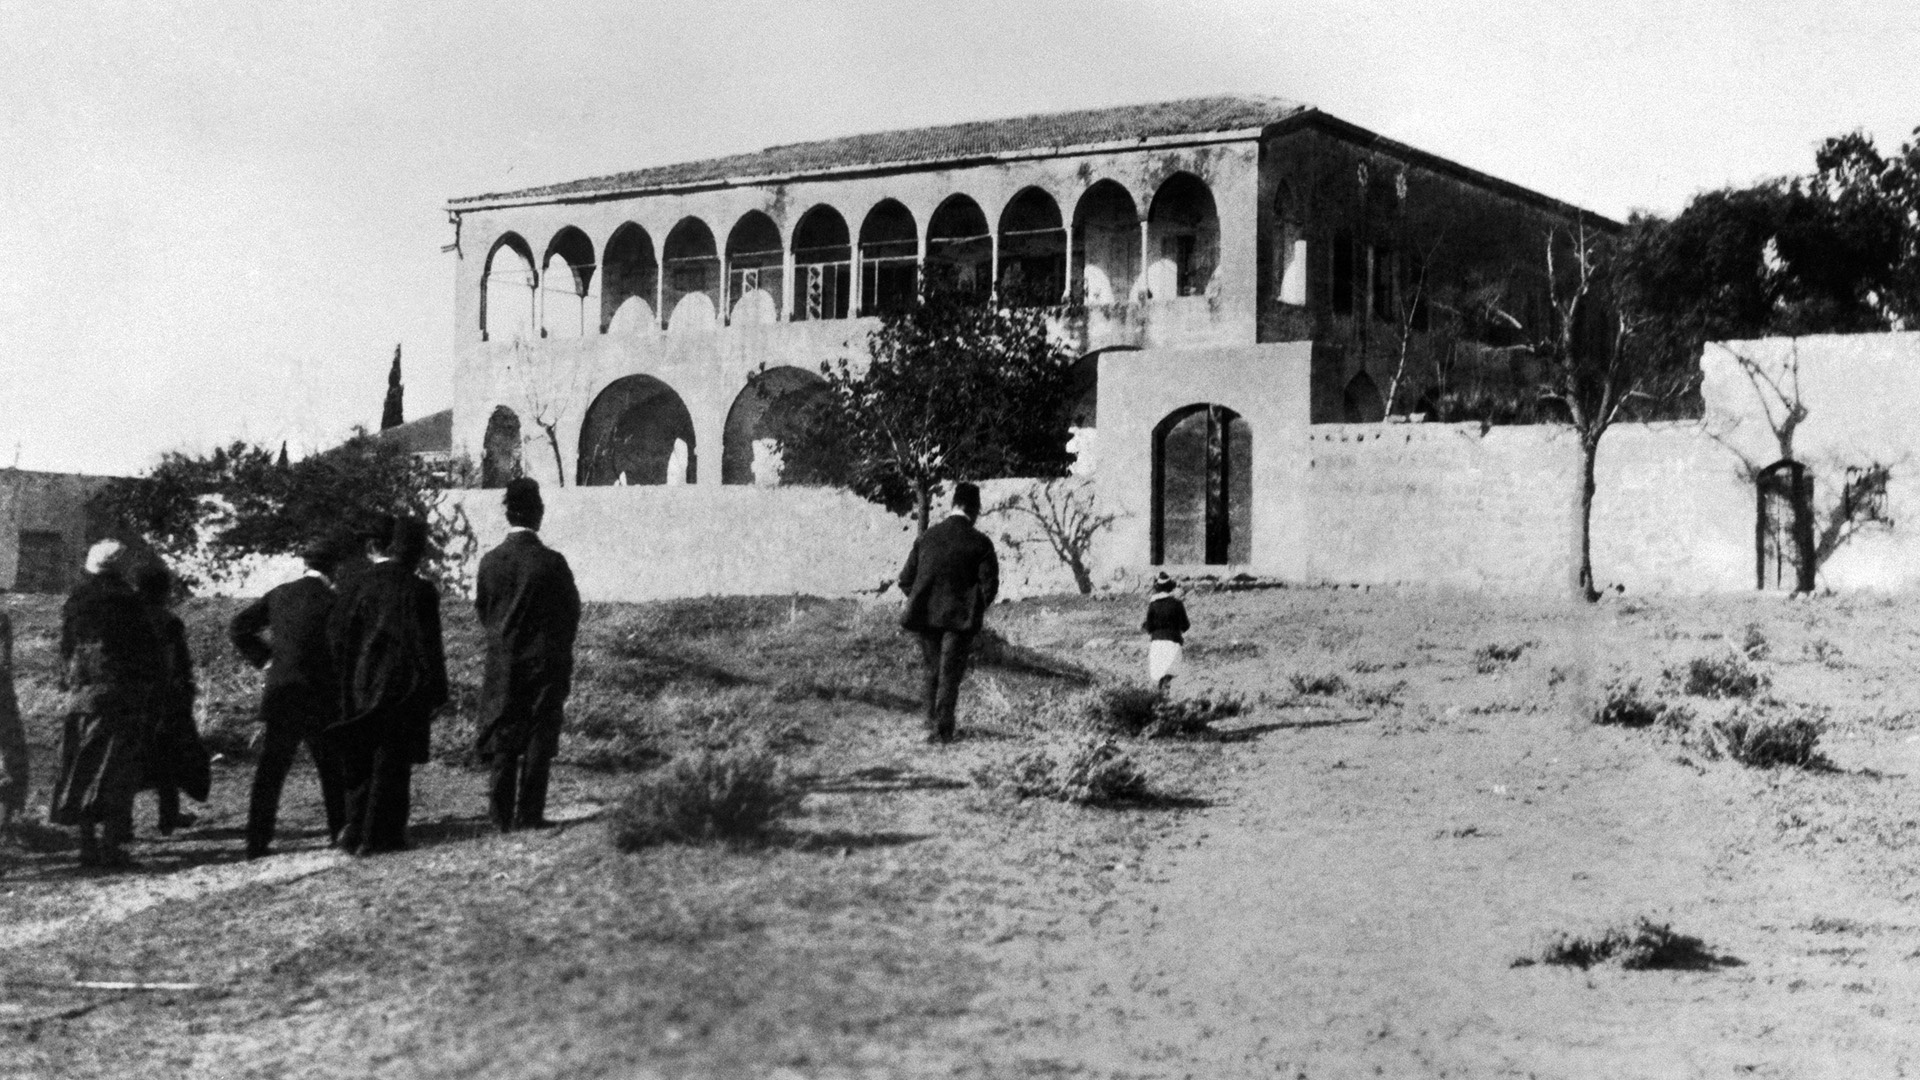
[
  {"x1": 474, "y1": 530, "x2": 581, "y2": 757},
  {"x1": 328, "y1": 561, "x2": 449, "y2": 764},
  {"x1": 230, "y1": 576, "x2": 337, "y2": 698},
  {"x1": 898, "y1": 514, "x2": 999, "y2": 634}
]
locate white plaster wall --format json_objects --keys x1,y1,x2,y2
[
  {"x1": 446, "y1": 477, "x2": 1091, "y2": 604},
  {"x1": 1094, "y1": 342, "x2": 1313, "y2": 579}
]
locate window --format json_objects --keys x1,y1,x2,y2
[{"x1": 1371, "y1": 245, "x2": 1394, "y2": 323}]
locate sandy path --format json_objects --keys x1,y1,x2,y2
[{"x1": 945, "y1": 687, "x2": 1920, "y2": 1077}]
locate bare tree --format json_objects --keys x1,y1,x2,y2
[
  {"x1": 986, "y1": 478, "x2": 1117, "y2": 595},
  {"x1": 1534, "y1": 220, "x2": 1686, "y2": 601},
  {"x1": 503, "y1": 337, "x2": 588, "y2": 487}
]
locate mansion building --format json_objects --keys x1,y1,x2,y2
[{"x1": 447, "y1": 96, "x2": 1606, "y2": 570}]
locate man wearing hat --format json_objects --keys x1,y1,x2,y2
[
  {"x1": 897, "y1": 481, "x2": 999, "y2": 743},
  {"x1": 230, "y1": 532, "x2": 350, "y2": 858},
  {"x1": 474, "y1": 478, "x2": 581, "y2": 831}
]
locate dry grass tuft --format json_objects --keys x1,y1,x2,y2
[
  {"x1": 1519, "y1": 917, "x2": 1725, "y2": 970},
  {"x1": 972, "y1": 736, "x2": 1152, "y2": 805},
  {"x1": 1714, "y1": 709, "x2": 1824, "y2": 769},
  {"x1": 1289, "y1": 672, "x2": 1347, "y2": 697},
  {"x1": 1667, "y1": 654, "x2": 1769, "y2": 699},
  {"x1": 608, "y1": 747, "x2": 803, "y2": 850}
]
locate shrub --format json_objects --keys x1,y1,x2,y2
[
  {"x1": 1473, "y1": 642, "x2": 1528, "y2": 673},
  {"x1": 1667, "y1": 654, "x2": 1768, "y2": 699},
  {"x1": 1805, "y1": 639, "x2": 1845, "y2": 668},
  {"x1": 1592, "y1": 680, "x2": 1666, "y2": 728},
  {"x1": 1144, "y1": 693, "x2": 1246, "y2": 739},
  {"x1": 609, "y1": 747, "x2": 803, "y2": 850},
  {"x1": 972, "y1": 737, "x2": 1151, "y2": 805},
  {"x1": 1289, "y1": 672, "x2": 1346, "y2": 697},
  {"x1": 1349, "y1": 681, "x2": 1405, "y2": 709},
  {"x1": 1714, "y1": 709, "x2": 1823, "y2": 768},
  {"x1": 1076, "y1": 685, "x2": 1162, "y2": 736},
  {"x1": 1523, "y1": 917, "x2": 1716, "y2": 970},
  {"x1": 1740, "y1": 623, "x2": 1770, "y2": 661}
]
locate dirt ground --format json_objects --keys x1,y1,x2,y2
[{"x1": 5, "y1": 586, "x2": 1920, "y2": 1078}]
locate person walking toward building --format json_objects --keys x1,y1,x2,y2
[
  {"x1": 229, "y1": 536, "x2": 349, "y2": 859},
  {"x1": 897, "y1": 482, "x2": 999, "y2": 743},
  {"x1": 1142, "y1": 572, "x2": 1190, "y2": 694},
  {"x1": 49, "y1": 540, "x2": 161, "y2": 868},
  {"x1": 474, "y1": 479, "x2": 581, "y2": 832},
  {"x1": 327, "y1": 517, "x2": 447, "y2": 855},
  {"x1": 131, "y1": 562, "x2": 209, "y2": 835},
  {"x1": 0, "y1": 601, "x2": 29, "y2": 836}
]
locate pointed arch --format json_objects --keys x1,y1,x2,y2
[
  {"x1": 1342, "y1": 371, "x2": 1384, "y2": 423},
  {"x1": 1152, "y1": 403, "x2": 1251, "y2": 566},
  {"x1": 791, "y1": 205, "x2": 851, "y2": 321},
  {"x1": 858, "y1": 199, "x2": 918, "y2": 315},
  {"x1": 1072, "y1": 180, "x2": 1140, "y2": 305},
  {"x1": 1146, "y1": 173, "x2": 1220, "y2": 300},
  {"x1": 662, "y1": 217, "x2": 719, "y2": 333},
  {"x1": 481, "y1": 232, "x2": 536, "y2": 342},
  {"x1": 926, "y1": 194, "x2": 990, "y2": 300},
  {"x1": 481, "y1": 406, "x2": 524, "y2": 488},
  {"x1": 997, "y1": 187, "x2": 1064, "y2": 307},
  {"x1": 725, "y1": 211, "x2": 784, "y2": 325},
  {"x1": 541, "y1": 226, "x2": 596, "y2": 339},
  {"x1": 1273, "y1": 181, "x2": 1308, "y2": 306},
  {"x1": 601, "y1": 223, "x2": 658, "y2": 333}
]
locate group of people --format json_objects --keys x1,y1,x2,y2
[
  {"x1": 0, "y1": 476, "x2": 579, "y2": 870},
  {"x1": 0, "y1": 473, "x2": 1180, "y2": 867}
]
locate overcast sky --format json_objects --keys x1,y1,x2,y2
[{"x1": 1, "y1": 0, "x2": 1914, "y2": 475}]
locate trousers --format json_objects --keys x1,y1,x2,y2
[
  {"x1": 489, "y1": 712, "x2": 561, "y2": 830},
  {"x1": 915, "y1": 629, "x2": 975, "y2": 740},
  {"x1": 247, "y1": 689, "x2": 347, "y2": 856}
]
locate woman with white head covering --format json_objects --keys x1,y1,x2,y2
[{"x1": 48, "y1": 539, "x2": 163, "y2": 868}]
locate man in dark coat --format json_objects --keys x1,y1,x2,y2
[
  {"x1": 230, "y1": 535, "x2": 349, "y2": 859},
  {"x1": 897, "y1": 482, "x2": 999, "y2": 742},
  {"x1": 50, "y1": 540, "x2": 162, "y2": 868},
  {"x1": 131, "y1": 562, "x2": 209, "y2": 836},
  {"x1": 474, "y1": 479, "x2": 581, "y2": 831},
  {"x1": 327, "y1": 516, "x2": 447, "y2": 855}
]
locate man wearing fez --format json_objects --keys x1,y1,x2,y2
[
  {"x1": 474, "y1": 478, "x2": 581, "y2": 831},
  {"x1": 230, "y1": 534, "x2": 350, "y2": 859},
  {"x1": 897, "y1": 481, "x2": 999, "y2": 743},
  {"x1": 328, "y1": 516, "x2": 447, "y2": 855}
]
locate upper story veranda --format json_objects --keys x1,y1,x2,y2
[{"x1": 446, "y1": 96, "x2": 1320, "y2": 361}]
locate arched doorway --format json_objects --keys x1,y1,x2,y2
[
  {"x1": 721, "y1": 366, "x2": 829, "y2": 485},
  {"x1": 577, "y1": 375, "x2": 697, "y2": 486},
  {"x1": 1153, "y1": 404, "x2": 1251, "y2": 566},
  {"x1": 481, "y1": 406, "x2": 523, "y2": 488},
  {"x1": 1757, "y1": 459, "x2": 1815, "y2": 592},
  {"x1": 1343, "y1": 371, "x2": 1384, "y2": 423}
]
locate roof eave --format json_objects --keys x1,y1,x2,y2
[
  {"x1": 1263, "y1": 110, "x2": 1621, "y2": 231},
  {"x1": 445, "y1": 126, "x2": 1273, "y2": 213}
]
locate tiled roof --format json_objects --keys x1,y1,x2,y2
[
  {"x1": 375, "y1": 408, "x2": 453, "y2": 455},
  {"x1": 450, "y1": 95, "x2": 1309, "y2": 207}
]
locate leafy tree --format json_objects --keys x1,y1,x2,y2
[
  {"x1": 773, "y1": 279, "x2": 1079, "y2": 531},
  {"x1": 99, "y1": 431, "x2": 475, "y2": 589}
]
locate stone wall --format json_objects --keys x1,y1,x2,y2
[
  {"x1": 444, "y1": 477, "x2": 1089, "y2": 604},
  {"x1": 0, "y1": 470, "x2": 115, "y2": 593}
]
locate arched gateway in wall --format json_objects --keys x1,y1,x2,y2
[
  {"x1": 577, "y1": 375, "x2": 697, "y2": 486},
  {"x1": 1152, "y1": 404, "x2": 1251, "y2": 566}
]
